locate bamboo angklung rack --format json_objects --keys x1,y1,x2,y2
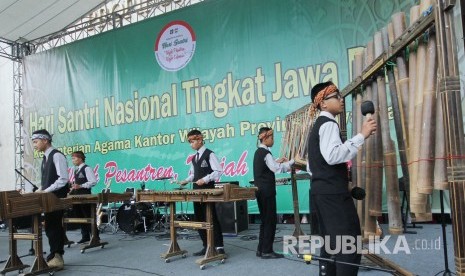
[
  {"x1": 340, "y1": 1, "x2": 465, "y2": 275},
  {"x1": 281, "y1": 1, "x2": 465, "y2": 275}
]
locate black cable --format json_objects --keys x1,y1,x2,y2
[
  {"x1": 223, "y1": 241, "x2": 319, "y2": 268},
  {"x1": 65, "y1": 264, "x2": 164, "y2": 275},
  {"x1": 239, "y1": 234, "x2": 257, "y2": 241}
]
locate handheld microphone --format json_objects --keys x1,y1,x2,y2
[
  {"x1": 361, "y1": 100, "x2": 375, "y2": 119},
  {"x1": 361, "y1": 100, "x2": 376, "y2": 137}
]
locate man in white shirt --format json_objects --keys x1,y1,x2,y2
[
  {"x1": 32, "y1": 129, "x2": 69, "y2": 270},
  {"x1": 179, "y1": 129, "x2": 225, "y2": 256},
  {"x1": 253, "y1": 127, "x2": 294, "y2": 259},
  {"x1": 307, "y1": 82, "x2": 376, "y2": 275}
]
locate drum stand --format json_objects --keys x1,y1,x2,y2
[
  {"x1": 99, "y1": 203, "x2": 119, "y2": 234},
  {"x1": 177, "y1": 201, "x2": 190, "y2": 221},
  {"x1": 152, "y1": 203, "x2": 170, "y2": 231}
]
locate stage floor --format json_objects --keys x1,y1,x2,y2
[{"x1": 0, "y1": 222, "x2": 454, "y2": 275}]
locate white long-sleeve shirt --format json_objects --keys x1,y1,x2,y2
[
  {"x1": 258, "y1": 144, "x2": 294, "y2": 173},
  {"x1": 185, "y1": 145, "x2": 223, "y2": 183},
  {"x1": 307, "y1": 111, "x2": 365, "y2": 174}
]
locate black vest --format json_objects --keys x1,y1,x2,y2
[
  {"x1": 253, "y1": 147, "x2": 276, "y2": 197},
  {"x1": 41, "y1": 149, "x2": 69, "y2": 198},
  {"x1": 71, "y1": 165, "x2": 91, "y2": 195},
  {"x1": 308, "y1": 116, "x2": 349, "y2": 195},
  {"x1": 192, "y1": 148, "x2": 215, "y2": 189}
]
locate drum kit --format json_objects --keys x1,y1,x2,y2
[{"x1": 109, "y1": 177, "x2": 190, "y2": 235}]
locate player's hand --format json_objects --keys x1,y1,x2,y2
[
  {"x1": 196, "y1": 179, "x2": 206, "y2": 186},
  {"x1": 276, "y1": 157, "x2": 289, "y2": 163},
  {"x1": 361, "y1": 118, "x2": 377, "y2": 139}
]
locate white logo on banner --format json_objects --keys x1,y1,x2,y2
[{"x1": 154, "y1": 20, "x2": 196, "y2": 72}]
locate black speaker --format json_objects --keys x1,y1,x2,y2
[{"x1": 216, "y1": 200, "x2": 248, "y2": 235}]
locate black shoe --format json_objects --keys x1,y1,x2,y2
[
  {"x1": 77, "y1": 238, "x2": 90, "y2": 244},
  {"x1": 261, "y1": 252, "x2": 284, "y2": 259},
  {"x1": 256, "y1": 251, "x2": 262, "y2": 257},
  {"x1": 216, "y1": 248, "x2": 225, "y2": 255},
  {"x1": 193, "y1": 248, "x2": 206, "y2": 256}
]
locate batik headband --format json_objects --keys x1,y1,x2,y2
[
  {"x1": 258, "y1": 129, "x2": 273, "y2": 140},
  {"x1": 31, "y1": 133, "x2": 52, "y2": 140},
  {"x1": 309, "y1": 84, "x2": 338, "y2": 119},
  {"x1": 188, "y1": 134, "x2": 203, "y2": 142}
]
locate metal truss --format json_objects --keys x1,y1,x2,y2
[
  {"x1": 13, "y1": 58, "x2": 24, "y2": 190},
  {"x1": 1, "y1": 38, "x2": 35, "y2": 190},
  {"x1": 4, "y1": 0, "x2": 203, "y2": 189},
  {"x1": 33, "y1": 0, "x2": 203, "y2": 52}
]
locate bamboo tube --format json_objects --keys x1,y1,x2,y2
[
  {"x1": 406, "y1": 6, "x2": 420, "y2": 216},
  {"x1": 440, "y1": 78, "x2": 465, "y2": 274},
  {"x1": 409, "y1": 0, "x2": 434, "y2": 220},
  {"x1": 374, "y1": 29, "x2": 403, "y2": 234},
  {"x1": 434, "y1": 93, "x2": 448, "y2": 190},
  {"x1": 407, "y1": 5, "x2": 420, "y2": 154},
  {"x1": 409, "y1": 3, "x2": 428, "y2": 215},
  {"x1": 369, "y1": 33, "x2": 383, "y2": 218},
  {"x1": 351, "y1": 54, "x2": 363, "y2": 192},
  {"x1": 391, "y1": 12, "x2": 410, "y2": 136},
  {"x1": 387, "y1": 22, "x2": 411, "y2": 203},
  {"x1": 354, "y1": 52, "x2": 364, "y2": 232},
  {"x1": 436, "y1": 0, "x2": 465, "y2": 270},
  {"x1": 362, "y1": 41, "x2": 376, "y2": 238},
  {"x1": 417, "y1": 32, "x2": 437, "y2": 195}
]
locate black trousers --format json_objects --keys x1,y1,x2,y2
[
  {"x1": 256, "y1": 192, "x2": 277, "y2": 254},
  {"x1": 73, "y1": 204, "x2": 92, "y2": 239},
  {"x1": 44, "y1": 210, "x2": 65, "y2": 256},
  {"x1": 193, "y1": 202, "x2": 224, "y2": 248},
  {"x1": 311, "y1": 193, "x2": 361, "y2": 276},
  {"x1": 70, "y1": 188, "x2": 93, "y2": 239}
]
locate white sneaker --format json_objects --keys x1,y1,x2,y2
[{"x1": 47, "y1": 253, "x2": 64, "y2": 270}]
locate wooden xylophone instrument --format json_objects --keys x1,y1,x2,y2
[
  {"x1": 0, "y1": 190, "x2": 72, "y2": 275},
  {"x1": 0, "y1": 190, "x2": 72, "y2": 220},
  {"x1": 137, "y1": 183, "x2": 257, "y2": 203},
  {"x1": 136, "y1": 184, "x2": 257, "y2": 269},
  {"x1": 64, "y1": 192, "x2": 132, "y2": 253}
]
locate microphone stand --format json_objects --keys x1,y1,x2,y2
[
  {"x1": 439, "y1": 190, "x2": 452, "y2": 275},
  {"x1": 14, "y1": 169, "x2": 39, "y2": 192},
  {"x1": 303, "y1": 254, "x2": 396, "y2": 275},
  {"x1": 13, "y1": 169, "x2": 39, "y2": 256}
]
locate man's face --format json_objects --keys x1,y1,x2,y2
[
  {"x1": 188, "y1": 136, "x2": 203, "y2": 151},
  {"x1": 32, "y1": 139, "x2": 48, "y2": 152},
  {"x1": 321, "y1": 90, "x2": 344, "y2": 115},
  {"x1": 263, "y1": 133, "x2": 274, "y2": 147},
  {"x1": 72, "y1": 156, "x2": 83, "y2": 166}
]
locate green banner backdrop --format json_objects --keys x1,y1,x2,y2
[{"x1": 23, "y1": 0, "x2": 416, "y2": 214}]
